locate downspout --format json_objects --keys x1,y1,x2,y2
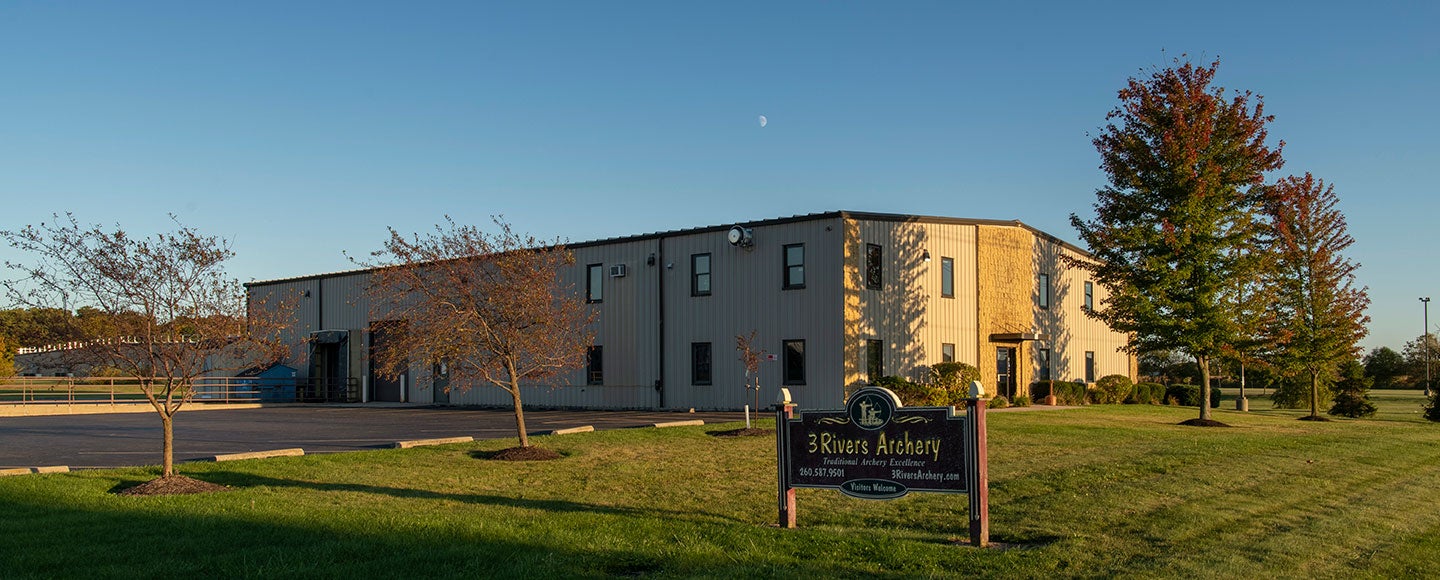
[{"x1": 656, "y1": 236, "x2": 666, "y2": 408}]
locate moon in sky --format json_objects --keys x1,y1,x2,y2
[{"x1": 758, "y1": 115, "x2": 767, "y2": 128}]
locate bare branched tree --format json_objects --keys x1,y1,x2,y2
[
  {"x1": 736, "y1": 330, "x2": 766, "y2": 416},
  {"x1": 2, "y1": 214, "x2": 295, "y2": 478},
  {"x1": 359, "y1": 216, "x2": 595, "y2": 449}
]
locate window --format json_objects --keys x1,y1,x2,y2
[
  {"x1": 1085, "y1": 351, "x2": 1096, "y2": 383},
  {"x1": 783, "y1": 340, "x2": 806, "y2": 384},
  {"x1": 865, "y1": 244, "x2": 883, "y2": 290},
  {"x1": 866, "y1": 339, "x2": 883, "y2": 384},
  {"x1": 1084, "y1": 281, "x2": 1094, "y2": 311},
  {"x1": 1038, "y1": 348, "x2": 1052, "y2": 381},
  {"x1": 941, "y1": 257, "x2": 955, "y2": 298},
  {"x1": 1038, "y1": 273, "x2": 1050, "y2": 309},
  {"x1": 783, "y1": 244, "x2": 805, "y2": 289},
  {"x1": 942, "y1": 343, "x2": 955, "y2": 363},
  {"x1": 691, "y1": 253, "x2": 711, "y2": 297},
  {"x1": 586, "y1": 264, "x2": 603, "y2": 303},
  {"x1": 586, "y1": 345, "x2": 603, "y2": 385},
  {"x1": 692, "y1": 342, "x2": 712, "y2": 385}
]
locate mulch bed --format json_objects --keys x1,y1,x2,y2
[
  {"x1": 708, "y1": 427, "x2": 775, "y2": 437},
  {"x1": 486, "y1": 446, "x2": 563, "y2": 461},
  {"x1": 1298, "y1": 415, "x2": 1333, "y2": 422},
  {"x1": 1178, "y1": 418, "x2": 1232, "y2": 428},
  {"x1": 117, "y1": 475, "x2": 230, "y2": 496}
]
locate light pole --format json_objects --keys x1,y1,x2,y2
[{"x1": 1423, "y1": 297, "x2": 1432, "y2": 397}]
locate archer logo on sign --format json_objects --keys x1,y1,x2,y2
[{"x1": 847, "y1": 389, "x2": 894, "y2": 430}]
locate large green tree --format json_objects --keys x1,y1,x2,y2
[
  {"x1": 1262, "y1": 173, "x2": 1370, "y2": 419},
  {"x1": 1071, "y1": 58, "x2": 1284, "y2": 424},
  {"x1": 1363, "y1": 346, "x2": 1406, "y2": 388}
]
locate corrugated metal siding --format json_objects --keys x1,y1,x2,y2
[
  {"x1": 850, "y1": 219, "x2": 980, "y2": 384},
  {"x1": 662, "y1": 217, "x2": 846, "y2": 410},
  {"x1": 1032, "y1": 240, "x2": 1133, "y2": 383}
]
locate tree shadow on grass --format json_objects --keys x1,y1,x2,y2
[{"x1": 198, "y1": 471, "x2": 749, "y2": 525}]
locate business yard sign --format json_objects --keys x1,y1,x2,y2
[{"x1": 775, "y1": 386, "x2": 990, "y2": 546}]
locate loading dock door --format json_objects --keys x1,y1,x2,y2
[{"x1": 369, "y1": 322, "x2": 408, "y2": 403}]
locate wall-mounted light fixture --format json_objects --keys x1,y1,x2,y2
[
  {"x1": 647, "y1": 253, "x2": 656, "y2": 266},
  {"x1": 303, "y1": 290, "x2": 312, "y2": 298},
  {"x1": 922, "y1": 250, "x2": 932, "y2": 262}
]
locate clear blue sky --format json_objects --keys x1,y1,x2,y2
[{"x1": 1, "y1": 1, "x2": 1435, "y2": 353}]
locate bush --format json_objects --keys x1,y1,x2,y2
[
  {"x1": 1127, "y1": 382, "x2": 1164, "y2": 404},
  {"x1": 930, "y1": 361, "x2": 981, "y2": 389},
  {"x1": 1425, "y1": 392, "x2": 1440, "y2": 422},
  {"x1": 1033, "y1": 381, "x2": 1087, "y2": 405},
  {"x1": 1092, "y1": 374, "x2": 1133, "y2": 405},
  {"x1": 1011, "y1": 393, "x2": 1031, "y2": 407},
  {"x1": 1271, "y1": 378, "x2": 1333, "y2": 410},
  {"x1": 1165, "y1": 383, "x2": 1221, "y2": 408},
  {"x1": 987, "y1": 396, "x2": 1010, "y2": 409}
]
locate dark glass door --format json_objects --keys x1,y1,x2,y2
[{"x1": 996, "y1": 347, "x2": 1017, "y2": 399}]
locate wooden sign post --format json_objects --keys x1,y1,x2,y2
[{"x1": 775, "y1": 385, "x2": 990, "y2": 546}]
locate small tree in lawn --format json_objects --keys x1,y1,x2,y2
[
  {"x1": 1329, "y1": 359, "x2": 1377, "y2": 418},
  {"x1": 736, "y1": 330, "x2": 766, "y2": 428},
  {"x1": 360, "y1": 216, "x2": 595, "y2": 450},
  {"x1": 1070, "y1": 57, "x2": 1284, "y2": 426},
  {"x1": 1, "y1": 214, "x2": 294, "y2": 479},
  {"x1": 1262, "y1": 173, "x2": 1370, "y2": 421}
]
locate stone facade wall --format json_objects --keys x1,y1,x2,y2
[{"x1": 976, "y1": 225, "x2": 1036, "y2": 392}]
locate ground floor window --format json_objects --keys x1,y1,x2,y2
[
  {"x1": 866, "y1": 339, "x2": 883, "y2": 384},
  {"x1": 587, "y1": 346, "x2": 603, "y2": 385},
  {"x1": 783, "y1": 340, "x2": 806, "y2": 385},
  {"x1": 1085, "y1": 351, "x2": 1095, "y2": 383},
  {"x1": 941, "y1": 343, "x2": 955, "y2": 363},
  {"x1": 692, "y1": 342, "x2": 712, "y2": 385}
]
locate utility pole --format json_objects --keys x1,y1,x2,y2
[{"x1": 1423, "y1": 297, "x2": 1432, "y2": 397}]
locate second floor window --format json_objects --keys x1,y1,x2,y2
[
  {"x1": 586, "y1": 264, "x2": 603, "y2": 303},
  {"x1": 866, "y1": 244, "x2": 883, "y2": 290},
  {"x1": 1084, "y1": 281, "x2": 1094, "y2": 311},
  {"x1": 941, "y1": 257, "x2": 954, "y2": 298},
  {"x1": 1038, "y1": 273, "x2": 1050, "y2": 309},
  {"x1": 784, "y1": 244, "x2": 805, "y2": 289},
  {"x1": 691, "y1": 253, "x2": 711, "y2": 296}
]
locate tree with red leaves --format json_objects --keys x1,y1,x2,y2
[
  {"x1": 359, "y1": 217, "x2": 595, "y2": 449},
  {"x1": 1262, "y1": 174, "x2": 1370, "y2": 420},
  {"x1": 1071, "y1": 58, "x2": 1285, "y2": 425}
]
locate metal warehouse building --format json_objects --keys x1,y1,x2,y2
[{"x1": 245, "y1": 211, "x2": 1135, "y2": 410}]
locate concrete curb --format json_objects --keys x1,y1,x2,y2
[
  {"x1": 0, "y1": 466, "x2": 70, "y2": 476},
  {"x1": 653, "y1": 419, "x2": 705, "y2": 428},
  {"x1": 546, "y1": 425, "x2": 595, "y2": 435},
  {"x1": 211, "y1": 448, "x2": 305, "y2": 462},
  {"x1": 391, "y1": 436, "x2": 474, "y2": 449}
]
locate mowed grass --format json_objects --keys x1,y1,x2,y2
[{"x1": 2, "y1": 395, "x2": 1438, "y2": 578}]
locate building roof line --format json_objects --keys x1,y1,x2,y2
[{"x1": 246, "y1": 210, "x2": 1092, "y2": 287}]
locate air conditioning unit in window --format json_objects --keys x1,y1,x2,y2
[{"x1": 609, "y1": 264, "x2": 627, "y2": 278}]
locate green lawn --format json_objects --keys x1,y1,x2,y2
[{"x1": 2, "y1": 398, "x2": 1438, "y2": 578}]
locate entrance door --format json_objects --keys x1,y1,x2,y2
[
  {"x1": 370, "y1": 322, "x2": 407, "y2": 403},
  {"x1": 432, "y1": 362, "x2": 450, "y2": 404},
  {"x1": 996, "y1": 347, "x2": 1018, "y2": 400}
]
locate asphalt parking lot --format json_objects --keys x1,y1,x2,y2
[{"x1": 0, "y1": 406, "x2": 746, "y2": 469}]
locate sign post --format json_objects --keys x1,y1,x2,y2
[{"x1": 775, "y1": 385, "x2": 990, "y2": 546}]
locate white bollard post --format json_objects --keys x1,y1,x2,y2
[{"x1": 745, "y1": 404, "x2": 751, "y2": 429}]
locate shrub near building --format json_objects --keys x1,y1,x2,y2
[
  {"x1": 1090, "y1": 374, "x2": 1133, "y2": 404},
  {"x1": 1166, "y1": 384, "x2": 1222, "y2": 408},
  {"x1": 1126, "y1": 382, "x2": 1166, "y2": 404}
]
